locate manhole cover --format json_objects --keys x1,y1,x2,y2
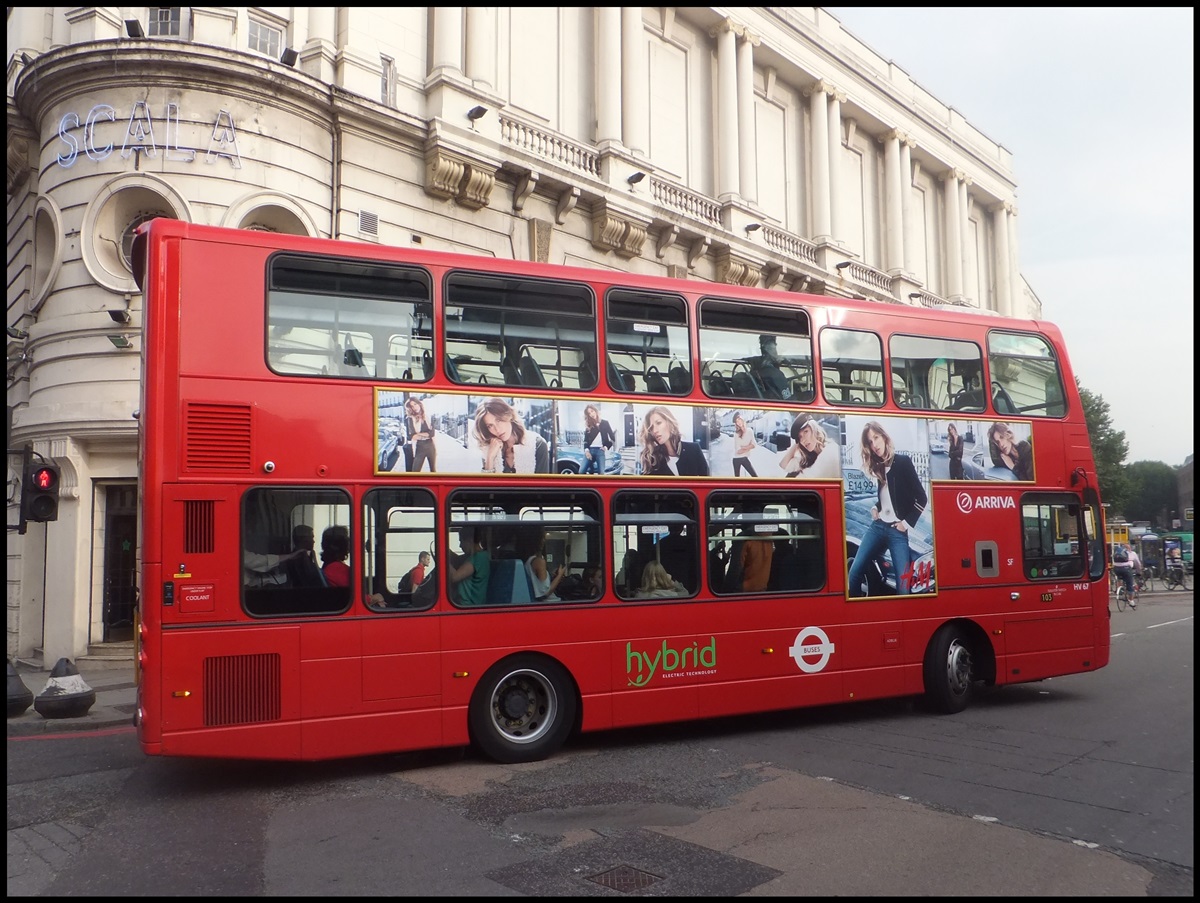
[{"x1": 586, "y1": 865, "x2": 663, "y2": 893}]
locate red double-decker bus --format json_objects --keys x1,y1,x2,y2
[{"x1": 131, "y1": 219, "x2": 1109, "y2": 763}]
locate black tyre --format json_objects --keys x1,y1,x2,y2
[
  {"x1": 468, "y1": 655, "x2": 576, "y2": 764},
  {"x1": 1115, "y1": 585, "x2": 1127, "y2": 612},
  {"x1": 923, "y1": 624, "x2": 975, "y2": 714},
  {"x1": 557, "y1": 461, "x2": 580, "y2": 475}
]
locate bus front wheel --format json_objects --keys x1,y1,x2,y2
[
  {"x1": 469, "y1": 654, "x2": 576, "y2": 764},
  {"x1": 923, "y1": 624, "x2": 975, "y2": 714}
]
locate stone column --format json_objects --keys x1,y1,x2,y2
[
  {"x1": 1008, "y1": 205, "x2": 1021, "y2": 316},
  {"x1": 885, "y1": 130, "x2": 904, "y2": 274},
  {"x1": 737, "y1": 28, "x2": 760, "y2": 204},
  {"x1": 304, "y1": 7, "x2": 336, "y2": 83},
  {"x1": 959, "y1": 176, "x2": 972, "y2": 302},
  {"x1": 942, "y1": 170, "x2": 963, "y2": 300},
  {"x1": 621, "y1": 7, "x2": 648, "y2": 156},
  {"x1": 465, "y1": 7, "x2": 497, "y2": 91},
  {"x1": 596, "y1": 7, "x2": 623, "y2": 146},
  {"x1": 713, "y1": 18, "x2": 740, "y2": 199},
  {"x1": 899, "y1": 137, "x2": 914, "y2": 274},
  {"x1": 826, "y1": 86, "x2": 845, "y2": 242},
  {"x1": 808, "y1": 82, "x2": 831, "y2": 242},
  {"x1": 432, "y1": 7, "x2": 464, "y2": 76},
  {"x1": 992, "y1": 202, "x2": 1012, "y2": 316}
]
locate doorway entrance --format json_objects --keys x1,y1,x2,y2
[{"x1": 103, "y1": 484, "x2": 138, "y2": 643}]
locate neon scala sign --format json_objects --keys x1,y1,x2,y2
[{"x1": 56, "y1": 101, "x2": 242, "y2": 169}]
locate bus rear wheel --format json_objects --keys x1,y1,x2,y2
[
  {"x1": 469, "y1": 654, "x2": 576, "y2": 764},
  {"x1": 923, "y1": 624, "x2": 975, "y2": 714}
]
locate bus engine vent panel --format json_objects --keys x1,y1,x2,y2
[{"x1": 203, "y1": 653, "x2": 281, "y2": 726}]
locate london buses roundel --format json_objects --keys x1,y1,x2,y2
[{"x1": 788, "y1": 626, "x2": 836, "y2": 674}]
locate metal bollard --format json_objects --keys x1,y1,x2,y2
[
  {"x1": 33, "y1": 658, "x2": 97, "y2": 719},
  {"x1": 7, "y1": 659, "x2": 34, "y2": 718}
]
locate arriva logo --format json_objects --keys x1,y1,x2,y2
[
  {"x1": 626, "y1": 637, "x2": 717, "y2": 687},
  {"x1": 956, "y1": 492, "x2": 1017, "y2": 514}
]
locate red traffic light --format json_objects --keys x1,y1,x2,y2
[
  {"x1": 32, "y1": 467, "x2": 58, "y2": 491},
  {"x1": 21, "y1": 459, "x2": 61, "y2": 525}
]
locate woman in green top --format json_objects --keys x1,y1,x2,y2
[{"x1": 450, "y1": 526, "x2": 490, "y2": 604}]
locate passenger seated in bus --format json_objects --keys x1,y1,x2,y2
[
  {"x1": 449, "y1": 526, "x2": 490, "y2": 604},
  {"x1": 740, "y1": 535, "x2": 774, "y2": 592},
  {"x1": 404, "y1": 551, "x2": 432, "y2": 591},
  {"x1": 284, "y1": 524, "x2": 326, "y2": 588},
  {"x1": 657, "y1": 523, "x2": 695, "y2": 591},
  {"x1": 320, "y1": 525, "x2": 352, "y2": 587},
  {"x1": 635, "y1": 561, "x2": 688, "y2": 598},
  {"x1": 526, "y1": 541, "x2": 566, "y2": 602},
  {"x1": 752, "y1": 334, "x2": 790, "y2": 399},
  {"x1": 583, "y1": 564, "x2": 604, "y2": 597},
  {"x1": 243, "y1": 547, "x2": 307, "y2": 587}
]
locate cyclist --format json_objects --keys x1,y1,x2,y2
[
  {"x1": 1112, "y1": 543, "x2": 1136, "y2": 609},
  {"x1": 1128, "y1": 544, "x2": 1144, "y2": 597}
]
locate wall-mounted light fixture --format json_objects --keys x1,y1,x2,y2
[
  {"x1": 124, "y1": 18, "x2": 145, "y2": 38},
  {"x1": 279, "y1": 47, "x2": 299, "y2": 67},
  {"x1": 835, "y1": 261, "x2": 852, "y2": 271},
  {"x1": 626, "y1": 171, "x2": 647, "y2": 185},
  {"x1": 908, "y1": 292, "x2": 922, "y2": 301},
  {"x1": 108, "y1": 309, "x2": 131, "y2": 324},
  {"x1": 744, "y1": 222, "x2": 763, "y2": 233},
  {"x1": 107, "y1": 335, "x2": 134, "y2": 349},
  {"x1": 20, "y1": 52, "x2": 34, "y2": 66},
  {"x1": 467, "y1": 105, "x2": 488, "y2": 122},
  {"x1": 7, "y1": 325, "x2": 29, "y2": 340}
]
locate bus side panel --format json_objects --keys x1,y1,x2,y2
[
  {"x1": 699, "y1": 671, "x2": 846, "y2": 719},
  {"x1": 158, "y1": 625, "x2": 303, "y2": 759},
  {"x1": 302, "y1": 709, "x2": 445, "y2": 761},
  {"x1": 436, "y1": 617, "x2": 614, "y2": 742},
  {"x1": 1001, "y1": 614, "x2": 1101, "y2": 684},
  {"x1": 694, "y1": 623, "x2": 845, "y2": 718},
  {"x1": 360, "y1": 617, "x2": 443, "y2": 701},
  {"x1": 297, "y1": 618, "x2": 362, "y2": 719}
]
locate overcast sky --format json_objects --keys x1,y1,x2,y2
[{"x1": 825, "y1": 7, "x2": 1194, "y2": 467}]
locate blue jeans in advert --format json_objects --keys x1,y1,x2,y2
[
  {"x1": 584, "y1": 447, "x2": 604, "y2": 475},
  {"x1": 848, "y1": 518, "x2": 913, "y2": 597}
]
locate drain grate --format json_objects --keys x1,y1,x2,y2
[{"x1": 586, "y1": 865, "x2": 663, "y2": 893}]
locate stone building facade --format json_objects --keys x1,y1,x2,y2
[{"x1": 6, "y1": 6, "x2": 1033, "y2": 666}]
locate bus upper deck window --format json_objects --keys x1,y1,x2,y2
[
  {"x1": 267, "y1": 255, "x2": 433, "y2": 383},
  {"x1": 445, "y1": 272, "x2": 597, "y2": 392},
  {"x1": 606, "y1": 290, "x2": 692, "y2": 396},
  {"x1": 987, "y1": 331, "x2": 1067, "y2": 418},
  {"x1": 698, "y1": 300, "x2": 813, "y2": 404}
]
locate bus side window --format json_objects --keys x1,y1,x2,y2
[
  {"x1": 242, "y1": 487, "x2": 352, "y2": 617},
  {"x1": 362, "y1": 488, "x2": 438, "y2": 611},
  {"x1": 606, "y1": 290, "x2": 692, "y2": 398},
  {"x1": 708, "y1": 490, "x2": 824, "y2": 595},
  {"x1": 819, "y1": 327, "x2": 884, "y2": 407}
]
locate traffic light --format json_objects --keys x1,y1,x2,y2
[{"x1": 22, "y1": 459, "x2": 61, "y2": 524}]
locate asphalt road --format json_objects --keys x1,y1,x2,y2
[{"x1": 8, "y1": 593, "x2": 1192, "y2": 896}]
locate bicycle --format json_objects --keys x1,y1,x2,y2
[
  {"x1": 1113, "y1": 569, "x2": 1137, "y2": 611},
  {"x1": 1163, "y1": 566, "x2": 1189, "y2": 591}
]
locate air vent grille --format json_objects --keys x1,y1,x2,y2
[
  {"x1": 183, "y1": 500, "x2": 215, "y2": 553},
  {"x1": 185, "y1": 403, "x2": 252, "y2": 472},
  {"x1": 203, "y1": 653, "x2": 281, "y2": 726}
]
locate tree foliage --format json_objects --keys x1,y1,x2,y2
[
  {"x1": 1123, "y1": 461, "x2": 1179, "y2": 528},
  {"x1": 1079, "y1": 380, "x2": 1182, "y2": 528},
  {"x1": 1078, "y1": 379, "x2": 1130, "y2": 511}
]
